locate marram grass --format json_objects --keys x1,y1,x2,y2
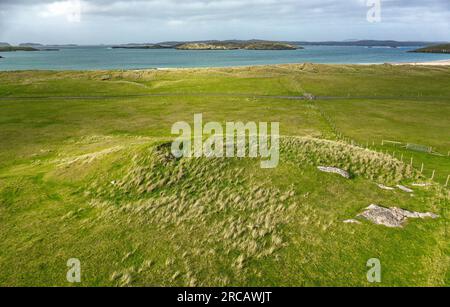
[{"x1": 0, "y1": 64, "x2": 448, "y2": 286}]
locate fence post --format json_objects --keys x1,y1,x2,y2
[
  {"x1": 410, "y1": 157, "x2": 413, "y2": 166},
  {"x1": 420, "y1": 163, "x2": 424, "y2": 173},
  {"x1": 431, "y1": 170, "x2": 435, "y2": 181},
  {"x1": 446, "y1": 175, "x2": 449, "y2": 187}
]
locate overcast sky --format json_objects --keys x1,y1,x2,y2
[{"x1": 0, "y1": 0, "x2": 449, "y2": 45}]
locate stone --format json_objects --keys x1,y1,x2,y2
[
  {"x1": 411, "y1": 183, "x2": 432, "y2": 187},
  {"x1": 357, "y1": 204, "x2": 438, "y2": 228},
  {"x1": 378, "y1": 184, "x2": 395, "y2": 190},
  {"x1": 343, "y1": 219, "x2": 361, "y2": 224},
  {"x1": 396, "y1": 185, "x2": 414, "y2": 193},
  {"x1": 317, "y1": 166, "x2": 351, "y2": 179}
]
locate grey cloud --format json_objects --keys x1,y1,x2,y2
[
  {"x1": 1, "y1": 0, "x2": 448, "y2": 20},
  {"x1": 0, "y1": 0, "x2": 448, "y2": 44}
]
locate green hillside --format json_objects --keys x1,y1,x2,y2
[
  {"x1": 176, "y1": 41, "x2": 299, "y2": 50},
  {"x1": 0, "y1": 64, "x2": 449, "y2": 286},
  {"x1": 0, "y1": 46, "x2": 39, "y2": 52},
  {"x1": 410, "y1": 44, "x2": 450, "y2": 54}
]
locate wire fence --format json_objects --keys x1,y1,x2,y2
[
  {"x1": 380, "y1": 140, "x2": 450, "y2": 186},
  {"x1": 313, "y1": 103, "x2": 449, "y2": 187},
  {"x1": 382, "y1": 140, "x2": 448, "y2": 156}
]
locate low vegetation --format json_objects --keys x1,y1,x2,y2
[
  {"x1": 0, "y1": 46, "x2": 39, "y2": 52},
  {"x1": 0, "y1": 64, "x2": 448, "y2": 286},
  {"x1": 281, "y1": 137, "x2": 419, "y2": 184},
  {"x1": 176, "y1": 41, "x2": 299, "y2": 50},
  {"x1": 410, "y1": 44, "x2": 450, "y2": 54}
]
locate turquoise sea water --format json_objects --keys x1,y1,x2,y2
[{"x1": 1, "y1": 45, "x2": 450, "y2": 71}]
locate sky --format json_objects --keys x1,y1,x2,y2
[{"x1": 0, "y1": 0, "x2": 449, "y2": 45}]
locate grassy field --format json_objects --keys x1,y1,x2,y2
[{"x1": 0, "y1": 64, "x2": 448, "y2": 286}]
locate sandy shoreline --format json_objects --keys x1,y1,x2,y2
[
  {"x1": 392, "y1": 59, "x2": 450, "y2": 66},
  {"x1": 154, "y1": 59, "x2": 450, "y2": 71}
]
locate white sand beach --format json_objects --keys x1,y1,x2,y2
[{"x1": 394, "y1": 59, "x2": 450, "y2": 66}]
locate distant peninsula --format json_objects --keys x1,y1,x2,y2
[
  {"x1": 176, "y1": 41, "x2": 299, "y2": 50},
  {"x1": 0, "y1": 46, "x2": 39, "y2": 52},
  {"x1": 112, "y1": 44, "x2": 173, "y2": 49},
  {"x1": 19, "y1": 43, "x2": 44, "y2": 48},
  {"x1": 0, "y1": 45, "x2": 60, "y2": 52},
  {"x1": 111, "y1": 41, "x2": 301, "y2": 51},
  {"x1": 157, "y1": 40, "x2": 438, "y2": 48},
  {"x1": 409, "y1": 44, "x2": 450, "y2": 54}
]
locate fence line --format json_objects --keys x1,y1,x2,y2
[
  {"x1": 313, "y1": 106, "x2": 449, "y2": 187},
  {"x1": 382, "y1": 139, "x2": 448, "y2": 157}
]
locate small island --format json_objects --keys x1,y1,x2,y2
[
  {"x1": 0, "y1": 46, "x2": 39, "y2": 52},
  {"x1": 176, "y1": 41, "x2": 300, "y2": 50},
  {"x1": 19, "y1": 43, "x2": 44, "y2": 48},
  {"x1": 409, "y1": 44, "x2": 450, "y2": 54},
  {"x1": 112, "y1": 44, "x2": 172, "y2": 49},
  {"x1": 0, "y1": 46, "x2": 60, "y2": 52},
  {"x1": 111, "y1": 41, "x2": 301, "y2": 51}
]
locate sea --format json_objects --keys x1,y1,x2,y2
[{"x1": 1, "y1": 45, "x2": 449, "y2": 71}]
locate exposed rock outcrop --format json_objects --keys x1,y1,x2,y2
[
  {"x1": 357, "y1": 204, "x2": 439, "y2": 228},
  {"x1": 378, "y1": 184, "x2": 395, "y2": 190},
  {"x1": 317, "y1": 166, "x2": 351, "y2": 179},
  {"x1": 396, "y1": 185, "x2": 414, "y2": 193}
]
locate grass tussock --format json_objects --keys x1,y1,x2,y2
[
  {"x1": 84, "y1": 137, "x2": 442, "y2": 286},
  {"x1": 88, "y1": 142, "x2": 297, "y2": 286},
  {"x1": 56, "y1": 146, "x2": 124, "y2": 167},
  {"x1": 1, "y1": 65, "x2": 448, "y2": 286},
  {"x1": 281, "y1": 137, "x2": 420, "y2": 184}
]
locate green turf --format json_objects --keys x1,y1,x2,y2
[{"x1": 0, "y1": 64, "x2": 448, "y2": 286}]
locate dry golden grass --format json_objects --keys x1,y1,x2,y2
[
  {"x1": 82, "y1": 137, "x2": 438, "y2": 286},
  {"x1": 88, "y1": 142, "x2": 298, "y2": 285},
  {"x1": 281, "y1": 137, "x2": 420, "y2": 184}
]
